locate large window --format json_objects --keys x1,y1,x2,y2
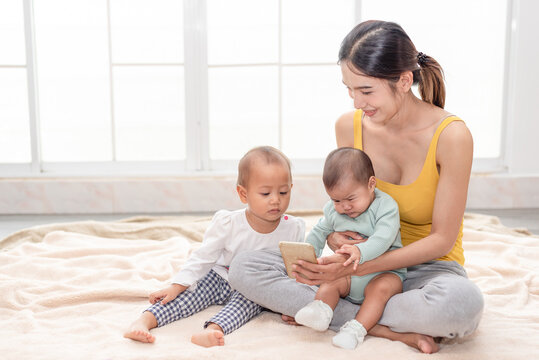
[{"x1": 0, "y1": 0, "x2": 509, "y2": 176}]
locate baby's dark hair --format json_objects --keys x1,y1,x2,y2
[
  {"x1": 237, "y1": 146, "x2": 292, "y2": 187},
  {"x1": 323, "y1": 147, "x2": 375, "y2": 190}
]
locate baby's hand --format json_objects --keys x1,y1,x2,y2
[
  {"x1": 149, "y1": 284, "x2": 187, "y2": 305},
  {"x1": 336, "y1": 244, "x2": 361, "y2": 270}
]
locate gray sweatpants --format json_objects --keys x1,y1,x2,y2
[{"x1": 228, "y1": 249, "x2": 484, "y2": 338}]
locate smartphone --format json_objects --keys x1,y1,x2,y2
[{"x1": 279, "y1": 241, "x2": 317, "y2": 278}]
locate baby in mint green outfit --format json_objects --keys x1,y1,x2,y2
[{"x1": 295, "y1": 147, "x2": 406, "y2": 349}]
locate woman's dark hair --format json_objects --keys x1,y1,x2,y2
[
  {"x1": 339, "y1": 20, "x2": 446, "y2": 109},
  {"x1": 323, "y1": 147, "x2": 374, "y2": 190}
]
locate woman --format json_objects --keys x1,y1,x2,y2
[{"x1": 228, "y1": 20, "x2": 483, "y2": 353}]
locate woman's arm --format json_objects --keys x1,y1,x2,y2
[
  {"x1": 294, "y1": 121, "x2": 473, "y2": 285},
  {"x1": 326, "y1": 231, "x2": 366, "y2": 252}
]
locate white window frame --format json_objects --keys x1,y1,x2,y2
[{"x1": 0, "y1": 0, "x2": 511, "y2": 178}]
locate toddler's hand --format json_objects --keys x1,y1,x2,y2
[
  {"x1": 336, "y1": 244, "x2": 361, "y2": 270},
  {"x1": 149, "y1": 284, "x2": 187, "y2": 305}
]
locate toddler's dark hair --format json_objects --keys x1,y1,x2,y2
[
  {"x1": 323, "y1": 147, "x2": 374, "y2": 190},
  {"x1": 237, "y1": 146, "x2": 292, "y2": 187}
]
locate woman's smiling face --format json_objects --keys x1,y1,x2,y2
[{"x1": 341, "y1": 62, "x2": 400, "y2": 124}]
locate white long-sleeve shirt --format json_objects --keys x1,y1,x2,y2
[{"x1": 173, "y1": 208, "x2": 305, "y2": 288}]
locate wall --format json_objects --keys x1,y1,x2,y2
[
  {"x1": 0, "y1": 177, "x2": 325, "y2": 214},
  {"x1": 0, "y1": 173, "x2": 537, "y2": 214}
]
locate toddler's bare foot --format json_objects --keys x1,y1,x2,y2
[
  {"x1": 191, "y1": 329, "x2": 225, "y2": 347},
  {"x1": 124, "y1": 319, "x2": 156, "y2": 343}
]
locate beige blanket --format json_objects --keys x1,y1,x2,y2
[{"x1": 1, "y1": 212, "x2": 538, "y2": 360}]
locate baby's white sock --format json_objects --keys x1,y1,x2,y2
[
  {"x1": 294, "y1": 300, "x2": 333, "y2": 331},
  {"x1": 332, "y1": 319, "x2": 367, "y2": 350}
]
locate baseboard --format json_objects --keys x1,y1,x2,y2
[{"x1": 0, "y1": 174, "x2": 537, "y2": 214}]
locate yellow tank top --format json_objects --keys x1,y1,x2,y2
[{"x1": 353, "y1": 109, "x2": 465, "y2": 265}]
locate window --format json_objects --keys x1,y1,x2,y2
[
  {"x1": 0, "y1": 0, "x2": 509, "y2": 176},
  {"x1": 0, "y1": 0, "x2": 31, "y2": 163},
  {"x1": 207, "y1": 0, "x2": 353, "y2": 165}
]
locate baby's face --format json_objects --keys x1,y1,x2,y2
[
  {"x1": 326, "y1": 177, "x2": 374, "y2": 218},
  {"x1": 244, "y1": 161, "x2": 292, "y2": 224}
]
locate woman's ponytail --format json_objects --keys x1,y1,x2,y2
[{"x1": 417, "y1": 52, "x2": 446, "y2": 109}]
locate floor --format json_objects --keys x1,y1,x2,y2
[
  {"x1": 0, "y1": 208, "x2": 537, "y2": 240},
  {"x1": 0, "y1": 212, "x2": 211, "y2": 240},
  {"x1": 466, "y1": 208, "x2": 539, "y2": 234}
]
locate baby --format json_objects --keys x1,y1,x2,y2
[
  {"x1": 124, "y1": 146, "x2": 305, "y2": 347},
  {"x1": 295, "y1": 147, "x2": 406, "y2": 349}
]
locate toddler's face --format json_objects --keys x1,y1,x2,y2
[
  {"x1": 327, "y1": 177, "x2": 374, "y2": 218},
  {"x1": 243, "y1": 161, "x2": 292, "y2": 224}
]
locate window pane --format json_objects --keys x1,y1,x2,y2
[
  {"x1": 281, "y1": 0, "x2": 355, "y2": 63},
  {"x1": 282, "y1": 65, "x2": 352, "y2": 159},
  {"x1": 0, "y1": 0, "x2": 26, "y2": 65},
  {"x1": 207, "y1": 0, "x2": 278, "y2": 64},
  {"x1": 0, "y1": 69, "x2": 31, "y2": 162},
  {"x1": 113, "y1": 66, "x2": 185, "y2": 161},
  {"x1": 209, "y1": 67, "x2": 279, "y2": 159},
  {"x1": 361, "y1": 0, "x2": 507, "y2": 158},
  {"x1": 110, "y1": 0, "x2": 183, "y2": 63},
  {"x1": 34, "y1": 0, "x2": 112, "y2": 161}
]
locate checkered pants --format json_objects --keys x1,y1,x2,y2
[{"x1": 146, "y1": 270, "x2": 263, "y2": 335}]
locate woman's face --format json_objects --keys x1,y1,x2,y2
[{"x1": 340, "y1": 62, "x2": 400, "y2": 123}]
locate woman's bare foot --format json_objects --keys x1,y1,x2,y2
[
  {"x1": 124, "y1": 311, "x2": 157, "y2": 343},
  {"x1": 415, "y1": 334, "x2": 439, "y2": 354},
  {"x1": 281, "y1": 314, "x2": 299, "y2": 326},
  {"x1": 191, "y1": 329, "x2": 225, "y2": 347},
  {"x1": 369, "y1": 324, "x2": 440, "y2": 354},
  {"x1": 396, "y1": 332, "x2": 439, "y2": 354}
]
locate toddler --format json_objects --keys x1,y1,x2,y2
[
  {"x1": 294, "y1": 147, "x2": 406, "y2": 349},
  {"x1": 124, "y1": 146, "x2": 305, "y2": 347}
]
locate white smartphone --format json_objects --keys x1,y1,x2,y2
[{"x1": 279, "y1": 241, "x2": 317, "y2": 278}]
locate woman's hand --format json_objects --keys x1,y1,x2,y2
[
  {"x1": 292, "y1": 253, "x2": 355, "y2": 286},
  {"x1": 149, "y1": 284, "x2": 187, "y2": 305},
  {"x1": 326, "y1": 231, "x2": 367, "y2": 252}
]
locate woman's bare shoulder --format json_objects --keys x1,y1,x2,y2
[
  {"x1": 437, "y1": 118, "x2": 473, "y2": 161},
  {"x1": 335, "y1": 111, "x2": 355, "y2": 147},
  {"x1": 440, "y1": 117, "x2": 473, "y2": 144}
]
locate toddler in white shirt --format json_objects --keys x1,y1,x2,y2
[{"x1": 124, "y1": 146, "x2": 305, "y2": 347}]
